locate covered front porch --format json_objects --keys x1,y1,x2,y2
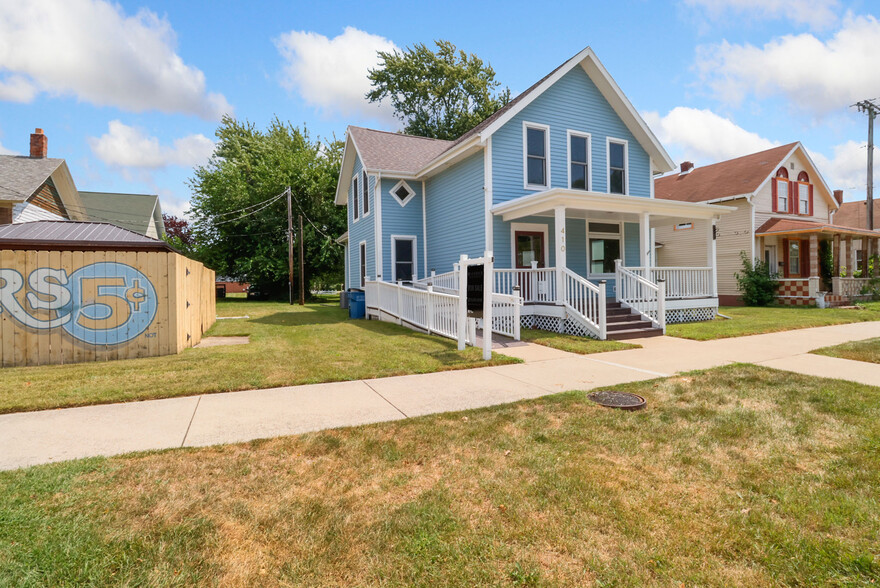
[
  {"x1": 757, "y1": 218, "x2": 880, "y2": 306},
  {"x1": 476, "y1": 189, "x2": 732, "y2": 339}
]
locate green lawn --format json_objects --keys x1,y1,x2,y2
[
  {"x1": 0, "y1": 298, "x2": 517, "y2": 415},
  {"x1": 1, "y1": 365, "x2": 878, "y2": 586},
  {"x1": 812, "y1": 337, "x2": 880, "y2": 365},
  {"x1": 667, "y1": 302, "x2": 880, "y2": 340},
  {"x1": 521, "y1": 328, "x2": 638, "y2": 354}
]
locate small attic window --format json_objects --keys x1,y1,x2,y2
[{"x1": 390, "y1": 180, "x2": 416, "y2": 207}]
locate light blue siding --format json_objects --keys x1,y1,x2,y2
[
  {"x1": 492, "y1": 66, "x2": 651, "y2": 204},
  {"x1": 493, "y1": 215, "x2": 556, "y2": 270},
  {"x1": 425, "y1": 153, "x2": 485, "y2": 274},
  {"x1": 624, "y1": 222, "x2": 641, "y2": 266},
  {"x1": 380, "y1": 178, "x2": 425, "y2": 280},
  {"x1": 566, "y1": 218, "x2": 587, "y2": 277},
  {"x1": 346, "y1": 155, "x2": 375, "y2": 289}
]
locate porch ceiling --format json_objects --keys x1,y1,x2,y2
[
  {"x1": 756, "y1": 218, "x2": 880, "y2": 239},
  {"x1": 491, "y1": 188, "x2": 734, "y2": 222}
]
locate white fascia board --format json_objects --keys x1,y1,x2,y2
[
  {"x1": 703, "y1": 193, "x2": 754, "y2": 205},
  {"x1": 751, "y1": 143, "x2": 799, "y2": 200},
  {"x1": 415, "y1": 136, "x2": 482, "y2": 178},
  {"x1": 491, "y1": 188, "x2": 735, "y2": 222},
  {"x1": 336, "y1": 231, "x2": 349, "y2": 244},
  {"x1": 334, "y1": 130, "x2": 366, "y2": 205},
  {"x1": 796, "y1": 142, "x2": 838, "y2": 210},
  {"x1": 476, "y1": 47, "x2": 675, "y2": 174}
]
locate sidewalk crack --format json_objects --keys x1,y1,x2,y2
[
  {"x1": 181, "y1": 396, "x2": 202, "y2": 448},
  {"x1": 364, "y1": 381, "x2": 408, "y2": 418}
]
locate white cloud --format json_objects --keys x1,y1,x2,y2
[
  {"x1": 88, "y1": 121, "x2": 215, "y2": 169},
  {"x1": 0, "y1": 0, "x2": 231, "y2": 119},
  {"x1": 683, "y1": 0, "x2": 841, "y2": 30},
  {"x1": 644, "y1": 106, "x2": 778, "y2": 166},
  {"x1": 275, "y1": 26, "x2": 398, "y2": 122},
  {"x1": 697, "y1": 14, "x2": 880, "y2": 115},
  {"x1": 809, "y1": 141, "x2": 879, "y2": 199}
]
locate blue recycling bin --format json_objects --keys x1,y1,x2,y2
[{"x1": 349, "y1": 290, "x2": 365, "y2": 319}]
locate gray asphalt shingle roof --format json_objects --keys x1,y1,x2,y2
[
  {"x1": 348, "y1": 127, "x2": 453, "y2": 174},
  {"x1": 0, "y1": 155, "x2": 64, "y2": 202},
  {"x1": 0, "y1": 220, "x2": 173, "y2": 250}
]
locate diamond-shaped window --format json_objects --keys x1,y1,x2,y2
[{"x1": 390, "y1": 180, "x2": 415, "y2": 206}]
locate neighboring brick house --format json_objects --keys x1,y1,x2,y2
[
  {"x1": 655, "y1": 143, "x2": 879, "y2": 306},
  {"x1": 832, "y1": 199, "x2": 880, "y2": 271}
]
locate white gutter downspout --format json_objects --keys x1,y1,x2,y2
[
  {"x1": 374, "y1": 172, "x2": 383, "y2": 281},
  {"x1": 484, "y1": 137, "x2": 493, "y2": 252},
  {"x1": 422, "y1": 179, "x2": 427, "y2": 280}
]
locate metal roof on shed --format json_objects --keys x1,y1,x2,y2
[{"x1": 0, "y1": 220, "x2": 175, "y2": 251}]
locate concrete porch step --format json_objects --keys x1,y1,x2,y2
[{"x1": 606, "y1": 327, "x2": 664, "y2": 341}]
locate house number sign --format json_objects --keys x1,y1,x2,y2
[{"x1": 0, "y1": 262, "x2": 157, "y2": 344}]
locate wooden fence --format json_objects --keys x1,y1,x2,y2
[{"x1": 0, "y1": 248, "x2": 215, "y2": 367}]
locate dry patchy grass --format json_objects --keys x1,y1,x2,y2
[
  {"x1": 520, "y1": 328, "x2": 638, "y2": 354},
  {"x1": 811, "y1": 336, "x2": 880, "y2": 365},
  {"x1": 2, "y1": 365, "x2": 879, "y2": 586}
]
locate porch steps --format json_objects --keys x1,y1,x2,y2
[{"x1": 604, "y1": 301, "x2": 663, "y2": 341}]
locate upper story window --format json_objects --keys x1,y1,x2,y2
[
  {"x1": 523, "y1": 122, "x2": 550, "y2": 189},
  {"x1": 352, "y1": 175, "x2": 360, "y2": 221},
  {"x1": 362, "y1": 170, "x2": 369, "y2": 216},
  {"x1": 607, "y1": 139, "x2": 627, "y2": 195},
  {"x1": 568, "y1": 131, "x2": 590, "y2": 190},
  {"x1": 773, "y1": 167, "x2": 789, "y2": 213},
  {"x1": 390, "y1": 179, "x2": 416, "y2": 207},
  {"x1": 796, "y1": 171, "x2": 811, "y2": 215}
]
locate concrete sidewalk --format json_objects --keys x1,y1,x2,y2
[{"x1": 1, "y1": 321, "x2": 878, "y2": 471}]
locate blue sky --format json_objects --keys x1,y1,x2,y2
[{"x1": 1, "y1": 0, "x2": 877, "y2": 220}]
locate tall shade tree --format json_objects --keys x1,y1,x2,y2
[
  {"x1": 367, "y1": 40, "x2": 510, "y2": 140},
  {"x1": 188, "y1": 116, "x2": 345, "y2": 298}
]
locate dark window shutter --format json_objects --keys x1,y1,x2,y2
[
  {"x1": 790, "y1": 181, "x2": 796, "y2": 214},
  {"x1": 808, "y1": 184, "x2": 814, "y2": 216},
  {"x1": 772, "y1": 179, "x2": 778, "y2": 212},
  {"x1": 801, "y1": 239, "x2": 809, "y2": 277},
  {"x1": 782, "y1": 238, "x2": 789, "y2": 278}
]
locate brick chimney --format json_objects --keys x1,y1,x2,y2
[
  {"x1": 679, "y1": 161, "x2": 694, "y2": 175},
  {"x1": 833, "y1": 189, "x2": 844, "y2": 205},
  {"x1": 29, "y1": 128, "x2": 47, "y2": 158}
]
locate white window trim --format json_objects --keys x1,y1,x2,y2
[
  {"x1": 566, "y1": 130, "x2": 592, "y2": 191},
  {"x1": 361, "y1": 170, "x2": 370, "y2": 218},
  {"x1": 587, "y1": 220, "x2": 623, "y2": 278},
  {"x1": 352, "y1": 175, "x2": 360, "y2": 223},
  {"x1": 510, "y1": 222, "x2": 550, "y2": 268},
  {"x1": 358, "y1": 240, "x2": 367, "y2": 288},
  {"x1": 776, "y1": 177, "x2": 790, "y2": 213},
  {"x1": 389, "y1": 179, "x2": 416, "y2": 208},
  {"x1": 390, "y1": 235, "x2": 418, "y2": 282},
  {"x1": 606, "y1": 137, "x2": 629, "y2": 196},
  {"x1": 522, "y1": 121, "x2": 551, "y2": 191}
]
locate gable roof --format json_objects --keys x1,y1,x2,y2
[
  {"x1": 834, "y1": 199, "x2": 880, "y2": 230},
  {"x1": 78, "y1": 191, "x2": 165, "y2": 238},
  {"x1": 655, "y1": 143, "x2": 798, "y2": 203},
  {"x1": 348, "y1": 127, "x2": 453, "y2": 175},
  {"x1": 0, "y1": 155, "x2": 64, "y2": 202},
  {"x1": 336, "y1": 46, "x2": 675, "y2": 204},
  {"x1": 0, "y1": 220, "x2": 174, "y2": 251}
]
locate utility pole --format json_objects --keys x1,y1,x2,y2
[
  {"x1": 286, "y1": 187, "x2": 294, "y2": 305},
  {"x1": 855, "y1": 99, "x2": 878, "y2": 231},
  {"x1": 298, "y1": 214, "x2": 305, "y2": 305}
]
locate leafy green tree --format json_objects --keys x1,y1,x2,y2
[
  {"x1": 735, "y1": 252, "x2": 780, "y2": 306},
  {"x1": 188, "y1": 116, "x2": 345, "y2": 299},
  {"x1": 367, "y1": 40, "x2": 510, "y2": 140}
]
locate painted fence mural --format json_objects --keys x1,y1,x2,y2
[{"x1": 0, "y1": 249, "x2": 215, "y2": 367}]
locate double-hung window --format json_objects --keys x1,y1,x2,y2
[
  {"x1": 352, "y1": 175, "x2": 360, "y2": 221},
  {"x1": 523, "y1": 122, "x2": 549, "y2": 189},
  {"x1": 774, "y1": 167, "x2": 789, "y2": 213},
  {"x1": 608, "y1": 140, "x2": 627, "y2": 195},
  {"x1": 588, "y1": 222, "x2": 622, "y2": 275},
  {"x1": 796, "y1": 171, "x2": 810, "y2": 215},
  {"x1": 568, "y1": 131, "x2": 590, "y2": 190},
  {"x1": 362, "y1": 170, "x2": 369, "y2": 216}
]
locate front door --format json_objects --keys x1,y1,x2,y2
[
  {"x1": 515, "y1": 231, "x2": 545, "y2": 268},
  {"x1": 393, "y1": 237, "x2": 416, "y2": 282}
]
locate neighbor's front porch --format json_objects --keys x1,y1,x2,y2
[{"x1": 756, "y1": 218, "x2": 879, "y2": 307}]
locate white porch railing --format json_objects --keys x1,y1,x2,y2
[
  {"x1": 629, "y1": 266, "x2": 714, "y2": 299},
  {"x1": 832, "y1": 276, "x2": 873, "y2": 298},
  {"x1": 493, "y1": 267, "x2": 557, "y2": 303},
  {"x1": 414, "y1": 269, "x2": 459, "y2": 293},
  {"x1": 615, "y1": 260, "x2": 665, "y2": 332},
  {"x1": 365, "y1": 280, "x2": 461, "y2": 340},
  {"x1": 561, "y1": 268, "x2": 605, "y2": 339}
]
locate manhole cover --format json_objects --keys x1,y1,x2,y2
[{"x1": 587, "y1": 390, "x2": 646, "y2": 411}]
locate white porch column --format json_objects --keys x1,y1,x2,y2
[
  {"x1": 708, "y1": 218, "x2": 718, "y2": 297},
  {"x1": 639, "y1": 212, "x2": 650, "y2": 267},
  {"x1": 554, "y1": 206, "x2": 566, "y2": 302}
]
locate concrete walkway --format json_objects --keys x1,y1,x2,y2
[{"x1": 1, "y1": 321, "x2": 878, "y2": 471}]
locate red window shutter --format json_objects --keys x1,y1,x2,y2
[
  {"x1": 772, "y1": 179, "x2": 778, "y2": 212},
  {"x1": 801, "y1": 239, "x2": 809, "y2": 277},
  {"x1": 808, "y1": 184, "x2": 814, "y2": 216},
  {"x1": 782, "y1": 238, "x2": 789, "y2": 278},
  {"x1": 790, "y1": 181, "x2": 796, "y2": 214}
]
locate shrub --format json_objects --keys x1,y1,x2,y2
[{"x1": 735, "y1": 252, "x2": 780, "y2": 306}]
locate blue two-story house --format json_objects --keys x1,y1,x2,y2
[{"x1": 336, "y1": 47, "x2": 731, "y2": 340}]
